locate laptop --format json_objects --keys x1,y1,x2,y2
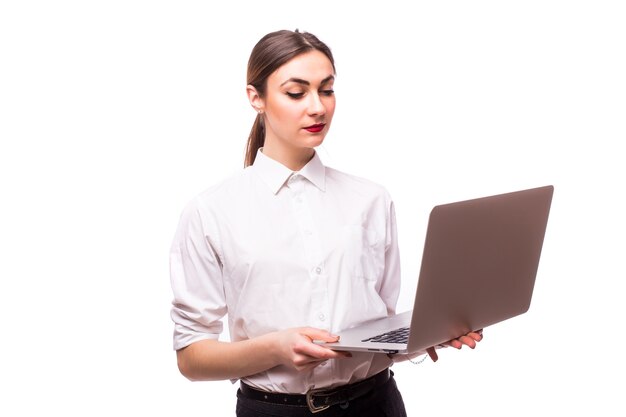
[{"x1": 324, "y1": 185, "x2": 554, "y2": 354}]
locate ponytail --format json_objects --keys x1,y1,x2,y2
[{"x1": 244, "y1": 114, "x2": 265, "y2": 167}]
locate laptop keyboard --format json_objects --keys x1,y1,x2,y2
[{"x1": 362, "y1": 327, "x2": 410, "y2": 344}]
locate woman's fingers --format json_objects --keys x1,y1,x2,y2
[
  {"x1": 299, "y1": 327, "x2": 340, "y2": 343},
  {"x1": 450, "y1": 330, "x2": 483, "y2": 349},
  {"x1": 292, "y1": 337, "x2": 351, "y2": 360}
]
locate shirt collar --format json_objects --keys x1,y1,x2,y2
[{"x1": 252, "y1": 149, "x2": 326, "y2": 194}]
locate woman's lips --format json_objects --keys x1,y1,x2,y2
[{"x1": 304, "y1": 123, "x2": 325, "y2": 133}]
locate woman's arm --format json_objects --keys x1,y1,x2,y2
[{"x1": 176, "y1": 327, "x2": 351, "y2": 381}]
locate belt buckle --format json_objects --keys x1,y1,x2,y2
[{"x1": 305, "y1": 388, "x2": 331, "y2": 413}]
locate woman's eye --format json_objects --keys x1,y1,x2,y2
[
  {"x1": 321, "y1": 89, "x2": 335, "y2": 96},
  {"x1": 286, "y1": 92, "x2": 304, "y2": 99}
]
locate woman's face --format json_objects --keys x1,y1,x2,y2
[{"x1": 253, "y1": 50, "x2": 336, "y2": 161}]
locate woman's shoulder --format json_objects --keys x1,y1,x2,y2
[
  {"x1": 325, "y1": 166, "x2": 392, "y2": 199},
  {"x1": 184, "y1": 168, "x2": 254, "y2": 211}
]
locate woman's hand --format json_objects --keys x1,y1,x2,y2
[
  {"x1": 272, "y1": 327, "x2": 352, "y2": 372},
  {"x1": 426, "y1": 329, "x2": 483, "y2": 362}
]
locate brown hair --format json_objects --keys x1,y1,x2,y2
[{"x1": 244, "y1": 30, "x2": 336, "y2": 167}]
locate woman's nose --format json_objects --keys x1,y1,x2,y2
[{"x1": 307, "y1": 93, "x2": 326, "y2": 116}]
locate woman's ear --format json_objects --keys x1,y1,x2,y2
[{"x1": 246, "y1": 85, "x2": 264, "y2": 114}]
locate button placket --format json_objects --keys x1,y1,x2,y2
[{"x1": 288, "y1": 178, "x2": 330, "y2": 336}]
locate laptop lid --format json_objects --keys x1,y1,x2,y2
[{"x1": 325, "y1": 185, "x2": 554, "y2": 354}]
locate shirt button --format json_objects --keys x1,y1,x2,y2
[
  {"x1": 318, "y1": 313, "x2": 326, "y2": 321},
  {"x1": 304, "y1": 230, "x2": 312, "y2": 236},
  {"x1": 315, "y1": 266, "x2": 322, "y2": 274},
  {"x1": 295, "y1": 196, "x2": 303, "y2": 203}
]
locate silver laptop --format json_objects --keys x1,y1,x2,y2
[{"x1": 325, "y1": 185, "x2": 554, "y2": 354}]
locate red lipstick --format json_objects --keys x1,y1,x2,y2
[{"x1": 304, "y1": 123, "x2": 325, "y2": 133}]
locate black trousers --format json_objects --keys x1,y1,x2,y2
[{"x1": 235, "y1": 373, "x2": 407, "y2": 417}]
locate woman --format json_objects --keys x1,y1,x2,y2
[{"x1": 169, "y1": 29, "x2": 482, "y2": 416}]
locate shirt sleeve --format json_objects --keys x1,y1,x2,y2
[
  {"x1": 377, "y1": 196, "x2": 402, "y2": 316},
  {"x1": 169, "y1": 199, "x2": 227, "y2": 350}
]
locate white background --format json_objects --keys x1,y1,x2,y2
[{"x1": 1, "y1": 1, "x2": 624, "y2": 415}]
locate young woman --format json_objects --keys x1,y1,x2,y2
[{"x1": 169, "y1": 29, "x2": 482, "y2": 417}]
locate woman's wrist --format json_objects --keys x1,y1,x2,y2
[{"x1": 255, "y1": 331, "x2": 283, "y2": 368}]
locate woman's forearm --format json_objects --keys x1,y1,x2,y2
[{"x1": 176, "y1": 334, "x2": 280, "y2": 381}]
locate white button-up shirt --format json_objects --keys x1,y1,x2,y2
[{"x1": 170, "y1": 150, "x2": 401, "y2": 393}]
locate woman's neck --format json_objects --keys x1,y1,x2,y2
[{"x1": 261, "y1": 144, "x2": 315, "y2": 171}]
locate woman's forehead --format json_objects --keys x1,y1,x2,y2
[{"x1": 270, "y1": 50, "x2": 335, "y2": 86}]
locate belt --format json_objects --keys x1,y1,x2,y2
[{"x1": 239, "y1": 368, "x2": 391, "y2": 413}]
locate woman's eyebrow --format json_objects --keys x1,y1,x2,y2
[
  {"x1": 320, "y1": 75, "x2": 335, "y2": 85},
  {"x1": 280, "y1": 75, "x2": 335, "y2": 87}
]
